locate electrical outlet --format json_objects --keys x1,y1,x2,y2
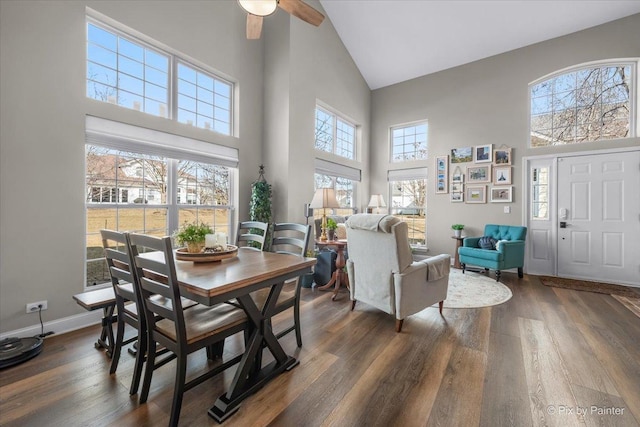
[{"x1": 26, "y1": 300, "x2": 48, "y2": 313}]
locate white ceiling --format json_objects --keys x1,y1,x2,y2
[{"x1": 318, "y1": 1, "x2": 640, "y2": 90}]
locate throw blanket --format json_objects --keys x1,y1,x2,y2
[
  {"x1": 346, "y1": 214, "x2": 399, "y2": 233},
  {"x1": 422, "y1": 254, "x2": 450, "y2": 281}
]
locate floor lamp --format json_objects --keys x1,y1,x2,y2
[
  {"x1": 310, "y1": 188, "x2": 340, "y2": 242},
  {"x1": 368, "y1": 194, "x2": 386, "y2": 214}
]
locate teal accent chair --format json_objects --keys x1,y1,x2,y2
[{"x1": 458, "y1": 224, "x2": 527, "y2": 282}]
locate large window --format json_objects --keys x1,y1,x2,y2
[
  {"x1": 315, "y1": 106, "x2": 356, "y2": 160},
  {"x1": 530, "y1": 62, "x2": 636, "y2": 147},
  {"x1": 86, "y1": 18, "x2": 233, "y2": 135},
  {"x1": 314, "y1": 173, "x2": 355, "y2": 215},
  {"x1": 389, "y1": 178, "x2": 426, "y2": 246},
  {"x1": 391, "y1": 123, "x2": 428, "y2": 162}
]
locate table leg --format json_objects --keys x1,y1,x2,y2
[
  {"x1": 208, "y1": 283, "x2": 298, "y2": 423},
  {"x1": 94, "y1": 305, "x2": 115, "y2": 358}
]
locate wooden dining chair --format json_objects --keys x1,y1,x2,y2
[
  {"x1": 129, "y1": 233, "x2": 249, "y2": 427},
  {"x1": 236, "y1": 221, "x2": 269, "y2": 251},
  {"x1": 251, "y1": 223, "x2": 311, "y2": 347},
  {"x1": 100, "y1": 229, "x2": 144, "y2": 395}
]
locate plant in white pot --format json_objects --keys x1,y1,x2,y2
[{"x1": 451, "y1": 224, "x2": 465, "y2": 238}]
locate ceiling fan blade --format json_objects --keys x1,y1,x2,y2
[
  {"x1": 246, "y1": 14, "x2": 263, "y2": 39},
  {"x1": 278, "y1": 0, "x2": 325, "y2": 27}
]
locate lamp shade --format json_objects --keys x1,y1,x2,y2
[
  {"x1": 368, "y1": 194, "x2": 386, "y2": 208},
  {"x1": 309, "y1": 188, "x2": 340, "y2": 209},
  {"x1": 238, "y1": 0, "x2": 277, "y2": 16}
]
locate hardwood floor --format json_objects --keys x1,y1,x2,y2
[{"x1": 1, "y1": 273, "x2": 639, "y2": 427}]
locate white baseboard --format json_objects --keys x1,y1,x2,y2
[{"x1": 0, "y1": 311, "x2": 103, "y2": 341}]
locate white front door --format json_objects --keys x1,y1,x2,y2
[{"x1": 557, "y1": 151, "x2": 640, "y2": 285}]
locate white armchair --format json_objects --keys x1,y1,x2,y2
[{"x1": 345, "y1": 214, "x2": 450, "y2": 332}]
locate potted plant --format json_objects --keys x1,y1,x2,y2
[
  {"x1": 326, "y1": 218, "x2": 338, "y2": 241},
  {"x1": 249, "y1": 165, "x2": 273, "y2": 250},
  {"x1": 174, "y1": 221, "x2": 213, "y2": 253},
  {"x1": 451, "y1": 224, "x2": 465, "y2": 238}
]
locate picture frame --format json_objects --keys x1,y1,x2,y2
[
  {"x1": 465, "y1": 185, "x2": 486, "y2": 204},
  {"x1": 451, "y1": 166, "x2": 464, "y2": 183},
  {"x1": 490, "y1": 186, "x2": 513, "y2": 203},
  {"x1": 435, "y1": 155, "x2": 449, "y2": 194},
  {"x1": 451, "y1": 147, "x2": 473, "y2": 163},
  {"x1": 493, "y1": 147, "x2": 512, "y2": 165},
  {"x1": 467, "y1": 165, "x2": 491, "y2": 183},
  {"x1": 451, "y1": 183, "x2": 463, "y2": 193},
  {"x1": 474, "y1": 144, "x2": 492, "y2": 163},
  {"x1": 450, "y1": 191, "x2": 464, "y2": 203},
  {"x1": 493, "y1": 166, "x2": 512, "y2": 185}
]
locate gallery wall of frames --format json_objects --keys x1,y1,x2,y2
[{"x1": 435, "y1": 145, "x2": 512, "y2": 204}]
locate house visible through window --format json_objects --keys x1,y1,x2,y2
[
  {"x1": 315, "y1": 106, "x2": 356, "y2": 160},
  {"x1": 86, "y1": 18, "x2": 233, "y2": 135},
  {"x1": 530, "y1": 62, "x2": 636, "y2": 147},
  {"x1": 391, "y1": 122, "x2": 428, "y2": 162}
]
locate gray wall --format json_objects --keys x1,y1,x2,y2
[
  {"x1": 370, "y1": 13, "x2": 640, "y2": 258},
  {"x1": 0, "y1": 0, "x2": 369, "y2": 333}
]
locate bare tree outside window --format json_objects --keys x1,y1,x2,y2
[{"x1": 530, "y1": 64, "x2": 632, "y2": 147}]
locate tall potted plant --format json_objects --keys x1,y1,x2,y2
[{"x1": 249, "y1": 165, "x2": 273, "y2": 250}]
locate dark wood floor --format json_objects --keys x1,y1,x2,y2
[{"x1": 1, "y1": 273, "x2": 639, "y2": 427}]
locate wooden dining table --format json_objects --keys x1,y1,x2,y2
[{"x1": 141, "y1": 247, "x2": 315, "y2": 423}]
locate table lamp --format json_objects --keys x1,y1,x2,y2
[
  {"x1": 309, "y1": 188, "x2": 340, "y2": 241},
  {"x1": 368, "y1": 194, "x2": 386, "y2": 214}
]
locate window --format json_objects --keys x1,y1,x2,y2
[
  {"x1": 530, "y1": 62, "x2": 636, "y2": 147},
  {"x1": 531, "y1": 167, "x2": 549, "y2": 220},
  {"x1": 315, "y1": 106, "x2": 356, "y2": 160},
  {"x1": 177, "y1": 62, "x2": 232, "y2": 135},
  {"x1": 391, "y1": 123, "x2": 428, "y2": 162},
  {"x1": 85, "y1": 116, "x2": 238, "y2": 288},
  {"x1": 86, "y1": 18, "x2": 233, "y2": 135},
  {"x1": 314, "y1": 173, "x2": 355, "y2": 215},
  {"x1": 387, "y1": 168, "x2": 428, "y2": 246}
]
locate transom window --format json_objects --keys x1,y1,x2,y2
[
  {"x1": 86, "y1": 18, "x2": 233, "y2": 135},
  {"x1": 315, "y1": 106, "x2": 356, "y2": 160},
  {"x1": 530, "y1": 62, "x2": 636, "y2": 147},
  {"x1": 391, "y1": 123, "x2": 428, "y2": 162}
]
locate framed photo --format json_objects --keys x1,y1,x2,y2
[
  {"x1": 493, "y1": 166, "x2": 512, "y2": 185},
  {"x1": 474, "y1": 144, "x2": 492, "y2": 163},
  {"x1": 493, "y1": 148, "x2": 512, "y2": 165},
  {"x1": 450, "y1": 191, "x2": 464, "y2": 203},
  {"x1": 451, "y1": 147, "x2": 472, "y2": 163},
  {"x1": 451, "y1": 166, "x2": 464, "y2": 183},
  {"x1": 467, "y1": 165, "x2": 491, "y2": 183},
  {"x1": 490, "y1": 186, "x2": 513, "y2": 203},
  {"x1": 465, "y1": 185, "x2": 486, "y2": 204},
  {"x1": 435, "y1": 155, "x2": 448, "y2": 194},
  {"x1": 451, "y1": 183, "x2": 463, "y2": 193}
]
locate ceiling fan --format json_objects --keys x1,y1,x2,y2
[{"x1": 238, "y1": 0, "x2": 325, "y2": 39}]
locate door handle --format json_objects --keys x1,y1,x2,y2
[{"x1": 560, "y1": 222, "x2": 568, "y2": 228}]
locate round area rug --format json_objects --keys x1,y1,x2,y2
[{"x1": 438, "y1": 269, "x2": 513, "y2": 309}]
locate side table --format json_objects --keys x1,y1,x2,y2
[
  {"x1": 452, "y1": 236, "x2": 464, "y2": 269},
  {"x1": 315, "y1": 239, "x2": 348, "y2": 301}
]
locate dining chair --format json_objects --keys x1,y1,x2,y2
[
  {"x1": 251, "y1": 223, "x2": 311, "y2": 347},
  {"x1": 129, "y1": 233, "x2": 249, "y2": 427},
  {"x1": 236, "y1": 221, "x2": 269, "y2": 251},
  {"x1": 100, "y1": 229, "x2": 144, "y2": 395}
]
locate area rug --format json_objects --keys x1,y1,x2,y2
[{"x1": 437, "y1": 269, "x2": 513, "y2": 309}]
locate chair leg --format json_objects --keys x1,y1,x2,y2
[
  {"x1": 461, "y1": 263, "x2": 466, "y2": 274},
  {"x1": 139, "y1": 338, "x2": 156, "y2": 404},
  {"x1": 169, "y1": 354, "x2": 187, "y2": 427},
  {"x1": 109, "y1": 314, "x2": 125, "y2": 375},
  {"x1": 294, "y1": 294, "x2": 302, "y2": 348},
  {"x1": 439, "y1": 301, "x2": 444, "y2": 315},
  {"x1": 495, "y1": 270, "x2": 501, "y2": 282},
  {"x1": 129, "y1": 326, "x2": 146, "y2": 395},
  {"x1": 518, "y1": 267, "x2": 524, "y2": 278},
  {"x1": 351, "y1": 300, "x2": 356, "y2": 311},
  {"x1": 395, "y1": 319, "x2": 403, "y2": 333}
]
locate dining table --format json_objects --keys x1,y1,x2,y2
[{"x1": 141, "y1": 247, "x2": 315, "y2": 423}]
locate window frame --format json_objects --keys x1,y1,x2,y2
[
  {"x1": 528, "y1": 59, "x2": 638, "y2": 147},
  {"x1": 86, "y1": 15, "x2": 234, "y2": 136}
]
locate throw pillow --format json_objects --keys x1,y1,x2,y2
[
  {"x1": 496, "y1": 239, "x2": 508, "y2": 251},
  {"x1": 478, "y1": 236, "x2": 497, "y2": 250}
]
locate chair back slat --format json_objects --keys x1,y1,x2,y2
[
  {"x1": 237, "y1": 221, "x2": 268, "y2": 251},
  {"x1": 101, "y1": 229, "x2": 141, "y2": 309},
  {"x1": 271, "y1": 223, "x2": 311, "y2": 257}
]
